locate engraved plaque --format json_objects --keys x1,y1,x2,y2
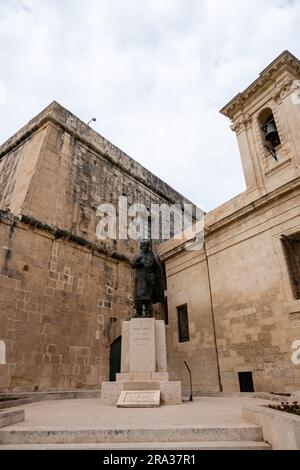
[
  {"x1": 117, "y1": 390, "x2": 160, "y2": 408},
  {"x1": 129, "y1": 318, "x2": 155, "y2": 372}
]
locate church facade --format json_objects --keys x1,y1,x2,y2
[
  {"x1": 0, "y1": 50, "x2": 300, "y2": 394},
  {"x1": 160, "y1": 50, "x2": 300, "y2": 394}
]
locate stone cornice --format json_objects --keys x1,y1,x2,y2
[
  {"x1": 0, "y1": 209, "x2": 130, "y2": 264},
  {"x1": 205, "y1": 176, "x2": 300, "y2": 235},
  {"x1": 0, "y1": 101, "x2": 194, "y2": 209},
  {"x1": 220, "y1": 50, "x2": 300, "y2": 120},
  {"x1": 160, "y1": 176, "x2": 300, "y2": 260},
  {"x1": 230, "y1": 114, "x2": 252, "y2": 135},
  {"x1": 159, "y1": 240, "x2": 188, "y2": 261}
]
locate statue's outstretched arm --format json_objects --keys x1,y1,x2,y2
[{"x1": 131, "y1": 255, "x2": 143, "y2": 268}]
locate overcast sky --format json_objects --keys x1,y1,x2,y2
[{"x1": 0, "y1": 0, "x2": 299, "y2": 211}]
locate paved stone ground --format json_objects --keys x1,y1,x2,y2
[{"x1": 1, "y1": 396, "x2": 270, "y2": 429}]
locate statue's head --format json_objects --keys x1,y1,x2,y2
[{"x1": 140, "y1": 240, "x2": 151, "y2": 253}]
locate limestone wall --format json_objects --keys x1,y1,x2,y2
[
  {"x1": 161, "y1": 181, "x2": 300, "y2": 393},
  {"x1": 0, "y1": 101, "x2": 193, "y2": 391},
  {"x1": 0, "y1": 211, "x2": 132, "y2": 391},
  {"x1": 206, "y1": 185, "x2": 300, "y2": 393},
  {"x1": 0, "y1": 128, "x2": 47, "y2": 215},
  {"x1": 164, "y1": 249, "x2": 220, "y2": 394},
  {"x1": 20, "y1": 121, "x2": 179, "y2": 258},
  {"x1": 0, "y1": 101, "x2": 193, "y2": 260}
]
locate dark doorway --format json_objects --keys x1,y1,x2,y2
[
  {"x1": 238, "y1": 371, "x2": 254, "y2": 392},
  {"x1": 177, "y1": 304, "x2": 190, "y2": 343},
  {"x1": 109, "y1": 336, "x2": 121, "y2": 382}
]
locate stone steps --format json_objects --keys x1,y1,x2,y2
[
  {"x1": 0, "y1": 425, "x2": 264, "y2": 445},
  {"x1": 0, "y1": 441, "x2": 271, "y2": 450},
  {"x1": 0, "y1": 409, "x2": 24, "y2": 428}
]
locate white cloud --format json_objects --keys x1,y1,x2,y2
[
  {"x1": 0, "y1": 80, "x2": 7, "y2": 104},
  {"x1": 0, "y1": 0, "x2": 299, "y2": 210}
]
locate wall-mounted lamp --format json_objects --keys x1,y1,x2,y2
[{"x1": 87, "y1": 117, "x2": 97, "y2": 126}]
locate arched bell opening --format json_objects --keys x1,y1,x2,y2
[{"x1": 258, "y1": 108, "x2": 281, "y2": 160}]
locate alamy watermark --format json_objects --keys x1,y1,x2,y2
[
  {"x1": 291, "y1": 339, "x2": 300, "y2": 366},
  {"x1": 95, "y1": 196, "x2": 204, "y2": 251}
]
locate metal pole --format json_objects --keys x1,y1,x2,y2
[
  {"x1": 184, "y1": 361, "x2": 193, "y2": 401},
  {"x1": 204, "y1": 241, "x2": 223, "y2": 392}
]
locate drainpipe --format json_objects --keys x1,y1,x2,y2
[{"x1": 203, "y1": 241, "x2": 223, "y2": 392}]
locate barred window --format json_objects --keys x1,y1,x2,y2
[{"x1": 282, "y1": 233, "x2": 300, "y2": 299}]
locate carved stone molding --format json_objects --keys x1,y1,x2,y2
[
  {"x1": 231, "y1": 114, "x2": 252, "y2": 134},
  {"x1": 272, "y1": 79, "x2": 295, "y2": 103},
  {"x1": 221, "y1": 51, "x2": 300, "y2": 119}
]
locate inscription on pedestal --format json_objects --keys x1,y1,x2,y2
[
  {"x1": 129, "y1": 318, "x2": 155, "y2": 372},
  {"x1": 117, "y1": 390, "x2": 160, "y2": 408},
  {"x1": 102, "y1": 318, "x2": 182, "y2": 406}
]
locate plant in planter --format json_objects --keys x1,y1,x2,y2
[{"x1": 269, "y1": 401, "x2": 300, "y2": 416}]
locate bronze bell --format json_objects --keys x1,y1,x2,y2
[{"x1": 265, "y1": 121, "x2": 280, "y2": 147}]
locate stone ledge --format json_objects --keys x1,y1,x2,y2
[
  {"x1": 243, "y1": 403, "x2": 300, "y2": 450},
  {"x1": 0, "y1": 390, "x2": 102, "y2": 410},
  {"x1": 0, "y1": 424, "x2": 263, "y2": 445},
  {"x1": 0, "y1": 442, "x2": 271, "y2": 450},
  {"x1": 0, "y1": 409, "x2": 25, "y2": 428}
]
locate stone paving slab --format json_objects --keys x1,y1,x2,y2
[
  {"x1": 0, "y1": 396, "x2": 275, "y2": 448},
  {"x1": 0, "y1": 396, "x2": 272, "y2": 430}
]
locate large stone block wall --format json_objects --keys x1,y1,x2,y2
[
  {"x1": 0, "y1": 128, "x2": 47, "y2": 216},
  {"x1": 22, "y1": 122, "x2": 178, "y2": 257},
  {"x1": 206, "y1": 186, "x2": 300, "y2": 393},
  {"x1": 0, "y1": 101, "x2": 191, "y2": 391},
  {"x1": 161, "y1": 182, "x2": 300, "y2": 393},
  {"x1": 0, "y1": 102, "x2": 192, "y2": 258},
  {"x1": 163, "y1": 249, "x2": 220, "y2": 394},
  {"x1": 0, "y1": 212, "x2": 133, "y2": 391}
]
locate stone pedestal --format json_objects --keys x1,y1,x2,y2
[{"x1": 102, "y1": 318, "x2": 181, "y2": 407}]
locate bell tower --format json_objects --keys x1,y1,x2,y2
[{"x1": 220, "y1": 51, "x2": 300, "y2": 197}]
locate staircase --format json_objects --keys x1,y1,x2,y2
[{"x1": 0, "y1": 424, "x2": 271, "y2": 450}]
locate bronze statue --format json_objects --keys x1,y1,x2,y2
[{"x1": 131, "y1": 241, "x2": 164, "y2": 318}]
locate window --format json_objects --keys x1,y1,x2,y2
[
  {"x1": 177, "y1": 304, "x2": 190, "y2": 342},
  {"x1": 282, "y1": 233, "x2": 300, "y2": 299},
  {"x1": 163, "y1": 297, "x2": 169, "y2": 325}
]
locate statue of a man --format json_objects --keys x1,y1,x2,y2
[{"x1": 131, "y1": 241, "x2": 164, "y2": 318}]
